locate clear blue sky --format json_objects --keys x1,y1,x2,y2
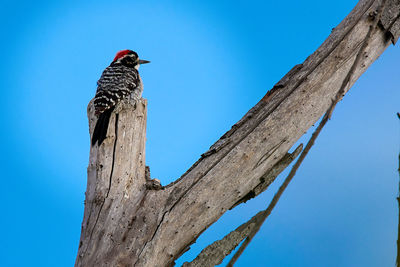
[{"x1": 0, "y1": 0, "x2": 399, "y2": 266}]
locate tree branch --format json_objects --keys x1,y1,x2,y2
[
  {"x1": 181, "y1": 145, "x2": 302, "y2": 267},
  {"x1": 226, "y1": 3, "x2": 390, "y2": 263},
  {"x1": 75, "y1": 1, "x2": 399, "y2": 266},
  {"x1": 230, "y1": 144, "x2": 303, "y2": 209}
]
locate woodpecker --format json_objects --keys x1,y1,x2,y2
[{"x1": 91, "y1": 50, "x2": 150, "y2": 146}]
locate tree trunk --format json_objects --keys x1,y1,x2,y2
[{"x1": 75, "y1": 0, "x2": 400, "y2": 266}]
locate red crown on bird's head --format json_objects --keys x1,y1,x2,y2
[{"x1": 113, "y1": 50, "x2": 133, "y2": 61}]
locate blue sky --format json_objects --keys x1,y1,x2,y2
[{"x1": 0, "y1": 0, "x2": 399, "y2": 266}]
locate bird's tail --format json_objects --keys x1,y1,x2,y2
[{"x1": 91, "y1": 107, "x2": 115, "y2": 146}]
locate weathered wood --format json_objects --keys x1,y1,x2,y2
[
  {"x1": 230, "y1": 144, "x2": 303, "y2": 209},
  {"x1": 75, "y1": 1, "x2": 399, "y2": 266},
  {"x1": 182, "y1": 145, "x2": 303, "y2": 267},
  {"x1": 380, "y1": 0, "x2": 400, "y2": 44},
  {"x1": 77, "y1": 99, "x2": 149, "y2": 265}
]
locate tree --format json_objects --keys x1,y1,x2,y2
[{"x1": 75, "y1": 0, "x2": 400, "y2": 266}]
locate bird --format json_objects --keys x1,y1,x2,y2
[{"x1": 91, "y1": 50, "x2": 150, "y2": 146}]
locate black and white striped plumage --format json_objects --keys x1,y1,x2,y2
[{"x1": 91, "y1": 50, "x2": 149, "y2": 146}]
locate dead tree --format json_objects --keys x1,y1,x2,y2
[{"x1": 75, "y1": 0, "x2": 400, "y2": 266}]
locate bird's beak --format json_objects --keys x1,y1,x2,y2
[{"x1": 138, "y1": 59, "x2": 150, "y2": 64}]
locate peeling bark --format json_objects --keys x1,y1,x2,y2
[{"x1": 75, "y1": 1, "x2": 399, "y2": 266}]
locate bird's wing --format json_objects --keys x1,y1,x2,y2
[{"x1": 94, "y1": 65, "x2": 139, "y2": 115}]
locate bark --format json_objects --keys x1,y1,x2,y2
[
  {"x1": 75, "y1": 1, "x2": 400, "y2": 266},
  {"x1": 182, "y1": 146, "x2": 303, "y2": 267}
]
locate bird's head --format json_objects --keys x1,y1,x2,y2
[{"x1": 112, "y1": 49, "x2": 150, "y2": 69}]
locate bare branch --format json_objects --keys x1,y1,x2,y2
[
  {"x1": 230, "y1": 144, "x2": 303, "y2": 209},
  {"x1": 181, "y1": 146, "x2": 302, "y2": 267},
  {"x1": 227, "y1": 1, "x2": 389, "y2": 264},
  {"x1": 75, "y1": 1, "x2": 399, "y2": 266}
]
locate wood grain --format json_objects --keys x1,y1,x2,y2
[{"x1": 75, "y1": 1, "x2": 399, "y2": 266}]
